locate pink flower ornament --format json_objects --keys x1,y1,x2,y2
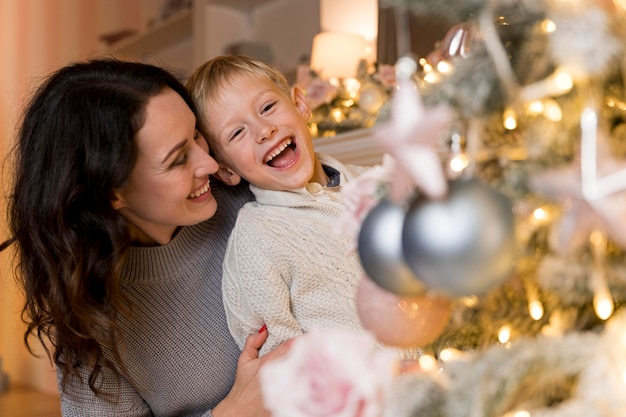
[
  {"x1": 374, "y1": 77, "x2": 452, "y2": 202},
  {"x1": 260, "y1": 328, "x2": 396, "y2": 417},
  {"x1": 304, "y1": 77, "x2": 338, "y2": 110}
]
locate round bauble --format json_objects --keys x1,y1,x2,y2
[
  {"x1": 402, "y1": 178, "x2": 516, "y2": 297},
  {"x1": 358, "y1": 82, "x2": 387, "y2": 115},
  {"x1": 358, "y1": 198, "x2": 427, "y2": 297},
  {"x1": 356, "y1": 274, "x2": 452, "y2": 348}
]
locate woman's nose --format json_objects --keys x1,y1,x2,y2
[{"x1": 194, "y1": 146, "x2": 219, "y2": 177}]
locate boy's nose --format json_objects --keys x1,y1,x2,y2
[{"x1": 258, "y1": 124, "x2": 277, "y2": 142}]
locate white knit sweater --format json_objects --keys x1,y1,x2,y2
[{"x1": 222, "y1": 153, "x2": 369, "y2": 355}]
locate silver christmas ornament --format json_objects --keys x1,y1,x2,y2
[
  {"x1": 402, "y1": 178, "x2": 517, "y2": 297},
  {"x1": 358, "y1": 198, "x2": 427, "y2": 297}
]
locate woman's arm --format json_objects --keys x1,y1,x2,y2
[
  {"x1": 212, "y1": 329, "x2": 291, "y2": 417},
  {"x1": 58, "y1": 362, "x2": 151, "y2": 417}
]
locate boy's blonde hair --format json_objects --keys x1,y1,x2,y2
[{"x1": 187, "y1": 55, "x2": 292, "y2": 142}]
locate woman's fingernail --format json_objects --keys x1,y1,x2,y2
[{"x1": 258, "y1": 324, "x2": 267, "y2": 333}]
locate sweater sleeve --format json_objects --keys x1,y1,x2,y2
[
  {"x1": 222, "y1": 212, "x2": 304, "y2": 356},
  {"x1": 59, "y1": 361, "x2": 151, "y2": 417}
]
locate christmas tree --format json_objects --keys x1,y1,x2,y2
[
  {"x1": 261, "y1": 1, "x2": 626, "y2": 416},
  {"x1": 379, "y1": 0, "x2": 626, "y2": 414}
]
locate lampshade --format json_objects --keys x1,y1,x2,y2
[
  {"x1": 310, "y1": 31, "x2": 369, "y2": 79},
  {"x1": 320, "y1": 0, "x2": 378, "y2": 42}
]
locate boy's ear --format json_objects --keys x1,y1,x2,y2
[
  {"x1": 291, "y1": 86, "x2": 311, "y2": 121},
  {"x1": 214, "y1": 163, "x2": 242, "y2": 186}
]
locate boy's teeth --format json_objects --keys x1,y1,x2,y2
[
  {"x1": 189, "y1": 181, "x2": 210, "y2": 198},
  {"x1": 265, "y1": 139, "x2": 292, "y2": 163}
]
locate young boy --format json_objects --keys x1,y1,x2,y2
[{"x1": 187, "y1": 55, "x2": 369, "y2": 355}]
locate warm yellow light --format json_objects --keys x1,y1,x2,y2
[
  {"x1": 502, "y1": 411, "x2": 531, "y2": 417},
  {"x1": 437, "y1": 60, "x2": 452, "y2": 74},
  {"x1": 529, "y1": 300, "x2": 544, "y2": 320},
  {"x1": 439, "y1": 348, "x2": 464, "y2": 362},
  {"x1": 594, "y1": 295, "x2": 614, "y2": 320},
  {"x1": 544, "y1": 100, "x2": 563, "y2": 122},
  {"x1": 343, "y1": 78, "x2": 361, "y2": 94},
  {"x1": 459, "y1": 295, "x2": 479, "y2": 307},
  {"x1": 554, "y1": 70, "x2": 573, "y2": 91},
  {"x1": 449, "y1": 154, "x2": 469, "y2": 173},
  {"x1": 498, "y1": 326, "x2": 511, "y2": 344},
  {"x1": 590, "y1": 230, "x2": 606, "y2": 247},
  {"x1": 527, "y1": 100, "x2": 544, "y2": 115},
  {"x1": 330, "y1": 108, "x2": 343, "y2": 122},
  {"x1": 503, "y1": 108, "x2": 517, "y2": 130},
  {"x1": 418, "y1": 354, "x2": 438, "y2": 372},
  {"x1": 541, "y1": 19, "x2": 557, "y2": 33},
  {"x1": 423, "y1": 72, "x2": 440, "y2": 84},
  {"x1": 533, "y1": 207, "x2": 548, "y2": 222}
]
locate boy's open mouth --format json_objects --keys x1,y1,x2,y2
[{"x1": 264, "y1": 138, "x2": 297, "y2": 168}]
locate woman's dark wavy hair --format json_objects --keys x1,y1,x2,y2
[{"x1": 7, "y1": 58, "x2": 197, "y2": 395}]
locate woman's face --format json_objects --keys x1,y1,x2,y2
[{"x1": 113, "y1": 88, "x2": 220, "y2": 245}]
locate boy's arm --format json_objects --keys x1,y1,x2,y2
[{"x1": 222, "y1": 229, "x2": 303, "y2": 356}]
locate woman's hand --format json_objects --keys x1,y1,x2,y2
[{"x1": 212, "y1": 327, "x2": 291, "y2": 417}]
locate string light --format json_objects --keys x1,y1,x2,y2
[
  {"x1": 418, "y1": 354, "x2": 438, "y2": 373},
  {"x1": 589, "y1": 230, "x2": 614, "y2": 320},
  {"x1": 540, "y1": 18, "x2": 557, "y2": 33},
  {"x1": 543, "y1": 99, "x2": 563, "y2": 122},
  {"x1": 498, "y1": 326, "x2": 511, "y2": 344},
  {"x1": 502, "y1": 411, "x2": 530, "y2": 417},
  {"x1": 503, "y1": 107, "x2": 517, "y2": 130},
  {"x1": 436, "y1": 60, "x2": 452, "y2": 74},
  {"x1": 449, "y1": 153, "x2": 470, "y2": 173}
]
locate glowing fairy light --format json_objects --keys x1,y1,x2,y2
[
  {"x1": 541, "y1": 18, "x2": 557, "y2": 33},
  {"x1": 554, "y1": 69, "x2": 573, "y2": 91},
  {"x1": 524, "y1": 277, "x2": 544, "y2": 320},
  {"x1": 529, "y1": 300, "x2": 544, "y2": 320},
  {"x1": 543, "y1": 99, "x2": 563, "y2": 122},
  {"x1": 502, "y1": 411, "x2": 531, "y2": 417},
  {"x1": 418, "y1": 354, "x2": 438, "y2": 372},
  {"x1": 532, "y1": 207, "x2": 548, "y2": 222},
  {"x1": 343, "y1": 78, "x2": 361, "y2": 97},
  {"x1": 439, "y1": 348, "x2": 466, "y2": 362},
  {"x1": 330, "y1": 108, "x2": 343, "y2": 123},
  {"x1": 527, "y1": 100, "x2": 544, "y2": 115},
  {"x1": 449, "y1": 153, "x2": 469, "y2": 173},
  {"x1": 595, "y1": 296, "x2": 614, "y2": 320},
  {"x1": 589, "y1": 231, "x2": 614, "y2": 320},
  {"x1": 436, "y1": 60, "x2": 452, "y2": 74},
  {"x1": 503, "y1": 107, "x2": 517, "y2": 130},
  {"x1": 498, "y1": 326, "x2": 511, "y2": 344},
  {"x1": 423, "y1": 71, "x2": 440, "y2": 84}
]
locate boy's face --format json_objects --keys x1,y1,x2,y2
[{"x1": 206, "y1": 73, "x2": 319, "y2": 191}]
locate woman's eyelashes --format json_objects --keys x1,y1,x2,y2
[{"x1": 170, "y1": 150, "x2": 188, "y2": 167}]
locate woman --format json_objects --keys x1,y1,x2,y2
[{"x1": 6, "y1": 58, "x2": 283, "y2": 416}]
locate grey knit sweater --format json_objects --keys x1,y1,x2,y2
[
  {"x1": 58, "y1": 180, "x2": 254, "y2": 417},
  {"x1": 222, "y1": 153, "x2": 369, "y2": 356}
]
